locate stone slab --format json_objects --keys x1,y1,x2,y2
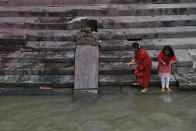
[
  {"x1": 174, "y1": 73, "x2": 196, "y2": 91},
  {"x1": 74, "y1": 45, "x2": 99, "y2": 89},
  {"x1": 188, "y1": 49, "x2": 196, "y2": 60},
  {"x1": 174, "y1": 49, "x2": 193, "y2": 67}
]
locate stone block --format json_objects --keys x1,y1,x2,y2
[
  {"x1": 188, "y1": 49, "x2": 196, "y2": 60},
  {"x1": 174, "y1": 73, "x2": 196, "y2": 91},
  {"x1": 74, "y1": 45, "x2": 99, "y2": 89}
]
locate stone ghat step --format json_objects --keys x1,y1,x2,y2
[
  {"x1": 100, "y1": 37, "x2": 196, "y2": 51},
  {"x1": 0, "y1": 51, "x2": 74, "y2": 63},
  {"x1": 174, "y1": 73, "x2": 196, "y2": 91},
  {"x1": 0, "y1": 75, "x2": 74, "y2": 87},
  {"x1": 100, "y1": 61, "x2": 158, "y2": 75},
  {"x1": 1, "y1": 15, "x2": 196, "y2": 30},
  {"x1": 0, "y1": 63, "x2": 74, "y2": 75},
  {"x1": 5, "y1": 0, "x2": 196, "y2": 6},
  {"x1": 0, "y1": 3, "x2": 196, "y2": 17},
  {"x1": 0, "y1": 41, "x2": 76, "y2": 51},
  {"x1": 99, "y1": 26, "x2": 196, "y2": 40},
  {"x1": 0, "y1": 28, "x2": 26, "y2": 44},
  {"x1": 100, "y1": 49, "x2": 193, "y2": 67},
  {"x1": 23, "y1": 41, "x2": 76, "y2": 51},
  {"x1": 1, "y1": 26, "x2": 195, "y2": 42},
  {"x1": 0, "y1": 74, "x2": 176, "y2": 88},
  {"x1": 0, "y1": 28, "x2": 77, "y2": 42},
  {"x1": 99, "y1": 74, "x2": 177, "y2": 86}
]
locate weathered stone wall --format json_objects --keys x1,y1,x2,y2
[{"x1": 1, "y1": 0, "x2": 195, "y2": 6}]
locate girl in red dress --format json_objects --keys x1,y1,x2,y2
[
  {"x1": 126, "y1": 42, "x2": 152, "y2": 93},
  {"x1": 158, "y1": 45, "x2": 177, "y2": 92}
]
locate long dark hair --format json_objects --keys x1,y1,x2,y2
[
  {"x1": 162, "y1": 45, "x2": 175, "y2": 57},
  {"x1": 132, "y1": 42, "x2": 142, "y2": 50}
]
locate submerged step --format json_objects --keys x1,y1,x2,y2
[{"x1": 99, "y1": 74, "x2": 177, "y2": 86}]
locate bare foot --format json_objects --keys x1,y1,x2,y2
[
  {"x1": 161, "y1": 88, "x2": 165, "y2": 93},
  {"x1": 167, "y1": 88, "x2": 172, "y2": 92},
  {"x1": 133, "y1": 82, "x2": 140, "y2": 86},
  {"x1": 141, "y1": 88, "x2": 148, "y2": 93}
]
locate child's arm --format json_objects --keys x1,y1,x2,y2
[
  {"x1": 170, "y1": 56, "x2": 177, "y2": 65},
  {"x1": 158, "y1": 52, "x2": 166, "y2": 65},
  {"x1": 126, "y1": 59, "x2": 136, "y2": 66}
]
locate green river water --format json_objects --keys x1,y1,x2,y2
[{"x1": 0, "y1": 89, "x2": 196, "y2": 131}]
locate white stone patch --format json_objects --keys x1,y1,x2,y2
[{"x1": 67, "y1": 17, "x2": 87, "y2": 24}]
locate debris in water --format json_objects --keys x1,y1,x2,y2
[{"x1": 40, "y1": 87, "x2": 52, "y2": 90}]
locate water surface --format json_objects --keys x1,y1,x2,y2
[{"x1": 0, "y1": 91, "x2": 196, "y2": 131}]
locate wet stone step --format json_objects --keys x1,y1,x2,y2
[
  {"x1": 174, "y1": 73, "x2": 196, "y2": 91},
  {"x1": 99, "y1": 74, "x2": 177, "y2": 86},
  {"x1": 100, "y1": 61, "x2": 158, "y2": 75},
  {"x1": 99, "y1": 26, "x2": 196, "y2": 40},
  {"x1": 0, "y1": 75, "x2": 74, "y2": 87},
  {"x1": 0, "y1": 63, "x2": 74, "y2": 75},
  {"x1": 0, "y1": 51, "x2": 74, "y2": 63},
  {"x1": 0, "y1": 4, "x2": 196, "y2": 17},
  {"x1": 0, "y1": 87, "x2": 73, "y2": 95}
]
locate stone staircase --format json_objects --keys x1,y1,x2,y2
[{"x1": 0, "y1": 0, "x2": 196, "y2": 91}]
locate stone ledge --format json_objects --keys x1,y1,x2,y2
[
  {"x1": 174, "y1": 73, "x2": 196, "y2": 91},
  {"x1": 99, "y1": 74, "x2": 177, "y2": 86}
]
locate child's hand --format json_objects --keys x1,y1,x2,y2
[
  {"x1": 161, "y1": 61, "x2": 166, "y2": 65},
  {"x1": 126, "y1": 63, "x2": 130, "y2": 66},
  {"x1": 169, "y1": 60, "x2": 173, "y2": 65}
]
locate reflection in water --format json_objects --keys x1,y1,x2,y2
[
  {"x1": 0, "y1": 92, "x2": 196, "y2": 131},
  {"x1": 160, "y1": 93, "x2": 172, "y2": 103}
]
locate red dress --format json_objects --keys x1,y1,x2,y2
[
  {"x1": 158, "y1": 52, "x2": 177, "y2": 77},
  {"x1": 134, "y1": 48, "x2": 152, "y2": 88}
]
